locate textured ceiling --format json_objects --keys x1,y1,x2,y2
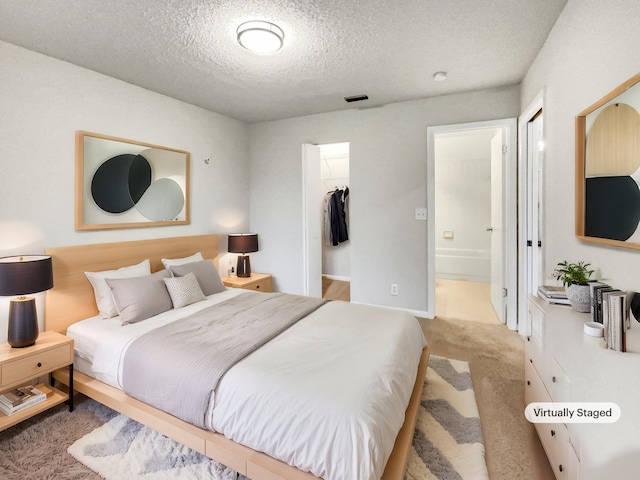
[{"x1": 0, "y1": 0, "x2": 566, "y2": 123}]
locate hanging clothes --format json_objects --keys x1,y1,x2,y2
[
  {"x1": 324, "y1": 187, "x2": 349, "y2": 246},
  {"x1": 324, "y1": 193, "x2": 332, "y2": 245}
]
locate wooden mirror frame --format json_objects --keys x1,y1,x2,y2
[
  {"x1": 75, "y1": 131, "x2": 190, "y2": 231},
  {"x1": 575, "y1": 73, "x2": 640, "y2": 249}
]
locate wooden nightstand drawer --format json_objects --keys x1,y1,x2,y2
[
  {"x1": 222, "y1": 273, "x2": 273, "y2": 293},
  {"x1": 243, "y1": 276, "x2": 272, "y2": 292},
  {"x1": 1, "y1": 343, "x2": 72, "y2": 388}
]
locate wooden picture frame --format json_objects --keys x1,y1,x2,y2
[
  {"x1": 575, "y1": 73, "x2": 640, "y2": 249},
  {"x1": 75, "y1": 131, "x2": 190, "y2": 230}
]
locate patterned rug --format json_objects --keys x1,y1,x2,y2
[
  {"x1": 68, "y1": 356, "x2": 487, "y2": 480},
  {"x1": 405, "y1": 355, "x2": 489, "y2": 480}
]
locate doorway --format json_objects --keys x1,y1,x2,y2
[
  {"x1": 427, "y1": 119, "x2": 518, "y2": 329},
  {"x1": 302, "y1": 142, "x2": 350, "y2": 299}
]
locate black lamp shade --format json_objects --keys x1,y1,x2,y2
[
  {"x1": 227, "y1": 234, "x2": 258, "y2": 254},
  {"x1": 0, "y1": 255, "x2": 53, "y2": 348},
  {"x1": 0, "y1": 255, "x2": 53, "y2": 296},
  {"x1": 228, "y1": 234, "x2": 258, "y2": 278}
]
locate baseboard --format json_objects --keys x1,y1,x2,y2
[
  {"x1": 350, "y1": 301, "x2": 431, "y2": 319},
  {"x1": 322, "y1": 274, "x2": 350, "y2": 282}
]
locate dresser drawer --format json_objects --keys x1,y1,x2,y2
[
  {"x1": 526, "y1": 332, "x2": 544, "y2": 375},
  {"x1": 547, "y1": 356, "x2": 571, "y2": 403},
  {"x1": 1, "y1": 343, "x2": 73, "y2": 387},
  {"x1": 528, "y1": 299, "x2": 545, "y2": 339},
  {"x1": 525, "y1": 359, "x2": 551, "y2": 405},
  {"x1": 536, "y1": 422, "x2": 569, "y2": 480}
]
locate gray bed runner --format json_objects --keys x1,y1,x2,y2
[{"x1": 122, "y1": 291, "x2": 327, "y2": 428}]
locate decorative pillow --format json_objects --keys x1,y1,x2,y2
[
  {"x1": 160, "y1": 252, "x2": 204, "y2": 269},
  {"x1": 85, "y1": 259, "x2": 151, "y2": 318},
  {"x1": 163, "y1": 272, "x2": 206, "y2": 308},
  {"x1": 105, "y1": 270, "x2": 173, "y2": 325},
  {"x1": 169, "y1": 260, "x2": 225, "y2": 296}
]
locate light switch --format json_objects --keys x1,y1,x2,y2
[{"x1": 443, "y1": 230, "x2": 454, "y2": 239}]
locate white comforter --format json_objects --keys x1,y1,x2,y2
[{"x1": 67, "y1": 289, "x2": 427, "y2": 480}]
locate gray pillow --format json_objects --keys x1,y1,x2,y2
[
  {"x1": 106, "y1": 270, "x2": 173, "y2": 325},
  {"x1": 164, "y1": 272, "x2": 206, "y2": 308},
  {"x1": 169, "y1": 260, "x2": 225, "y2": 296}
]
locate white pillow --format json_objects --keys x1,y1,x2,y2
[
  {"x1": 164, "y1": 272, "x2": 206, "y2": 308},
  {"x1": 161, "y1": 252, "x2": 204, "y2": 269},
  {"x1": 85, "y1": 259, "x2": 151, "y2": 318}
]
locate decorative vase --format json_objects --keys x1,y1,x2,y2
[{"x1": 566, "y1": 284, "x2": 591, "y2": 313}]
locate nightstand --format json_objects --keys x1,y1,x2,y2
[
  {"x1": 222, "y1": 272, "x2": 273, "y2": 292},
  {"x1": 0, "y1": 330, "x2": 74, "y2": 432}
]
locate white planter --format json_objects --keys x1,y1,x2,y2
[{"x1": 566, "y1": 284, "x2": 591, "y2": 313}]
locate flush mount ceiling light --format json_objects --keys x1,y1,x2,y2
[
  {"x1": 433, "y1": 71, "x2": 448, "y2": 82},
  {"x1": 237, "y1": 20, "x2": 284, "y2": 54}
]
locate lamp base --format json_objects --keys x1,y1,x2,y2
[
  {"x1": 8, "y1": 297, "x2": 39, "y2": 348},
  {"x1": 236, "y1": 255, "x2": 251, "y2": 278}
]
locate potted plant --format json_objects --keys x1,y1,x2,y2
[{"x1": 552, "y1": 261, "x2": 595, "y2": 312}]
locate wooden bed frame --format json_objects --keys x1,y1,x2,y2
[{"x1": 45, "y1": 234, "x2": 429, "y2": 480}]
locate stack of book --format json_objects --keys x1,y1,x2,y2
[
  {"x1": 591, "y1": 283, "x2": 633, "y2": 352},
  {"x1": 0, "y1": 385, "x2": 46, "y2": 416},
  {"x1": 537, "y1": 285, "x2": 570, "y2": 305}
]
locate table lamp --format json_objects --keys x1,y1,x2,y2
[
  {"x1": 0, "y1": 255, "x2": 53, "y2": 348},
  {"x1": 228, "y1": 234, "x2": 258, "y2": 278}
]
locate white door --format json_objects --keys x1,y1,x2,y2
[
  {"x1": 527, "y1": 112, "x2": 544, "y2": 297},
  {"x1": 302, "y1": 144, "x2": 323, "y2": 297},
  {"x1": 490, "y1": 131, "x2": 506, "y2": 323}
]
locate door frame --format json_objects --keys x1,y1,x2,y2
[
  {"x1": 301, "y1": 143, "x2": 323, "y2": 297},
  {"x1": 427, "y1": 118, "x2": 518, "y2": 329},
  {"x1": 518, "y1": 90, "x2": 545, "y2": 335}
]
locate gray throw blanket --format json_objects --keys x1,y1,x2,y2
[{"x1": 122, "y1": 291, "x2": 327, "y2": 428}]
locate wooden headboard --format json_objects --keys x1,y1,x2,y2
[{"x1": 45, "y1": 234, "x2": 219, "y2": 334}]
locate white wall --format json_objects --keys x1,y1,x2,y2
[
  {"x1": 434, "y1": 130, "x2": 495, "y2": 282},
  {"x1": 248, "y1": 86, "x2": 520, "y2": 314},
  {"x1": 0, "y1": 41, "x2": 250, "y2": 342},
  {"x1": 521, "y1": 0, "x2": 640, "y2": 294}
]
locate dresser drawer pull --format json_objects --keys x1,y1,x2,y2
[
  {"x1": 552, "y1": 376, "x2": 557, "y2": 383},
  {"x1": 559, "y1": 465, "x2": 563, "y2": 473},
  {"x1": 37, "y1": 362, "x2": 42, "y2": 368},
  {"x1": 256, "y1": 285, "x2": 260, "y2": 289},
  {"x1": 530, "y1": 358, "x2": 533, "y2": 364},
  {"x1": 527, "y1": 380, "x2": 531, "y2": 386},
  {"x1": 550, "y1": 429, "x2": 556, "y2": 437}
]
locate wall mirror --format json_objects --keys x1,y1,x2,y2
[
  {"x1": 75, "y1": 131, "x2": 190, "y2": 230},
  {"x1": 575, "y1": 73, "x2": 640, "y2": 249}
]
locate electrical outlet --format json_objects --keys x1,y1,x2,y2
[
  {"x1": 415, "y1": 208, "x2": 427, "y2": 221},
  {"x1": 391, "y1": 283, "x2": 398, "y2": 296}
]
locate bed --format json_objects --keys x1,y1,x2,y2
[{"x1": 45, "y1": 234, "x2": 429, "y2": 480}]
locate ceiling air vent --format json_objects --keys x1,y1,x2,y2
[{"x1": 344, "y1": 94, "x2": 369, "y2": 103}]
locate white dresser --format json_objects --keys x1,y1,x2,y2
[{"x1": 525, "y1": 296, "x2": 640, "y2": 480}]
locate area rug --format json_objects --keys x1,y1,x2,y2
[
  {"x1": 405, "y1": 355, "x2": 489, "y2": 480},
  {"x1": 67, "y1": 355, "x2": 487, "y2": 480}
]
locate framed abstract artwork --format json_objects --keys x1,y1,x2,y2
[
  {"x1": 575, "y1": 73, "x2": 640, "y2": 249},
  {"x1": 75, "y1": 131, "x2": 190, "y2": 230}
]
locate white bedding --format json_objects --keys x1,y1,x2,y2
[{"x1": 67, "y1": 290, "x2": 427, "y2": 480}]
